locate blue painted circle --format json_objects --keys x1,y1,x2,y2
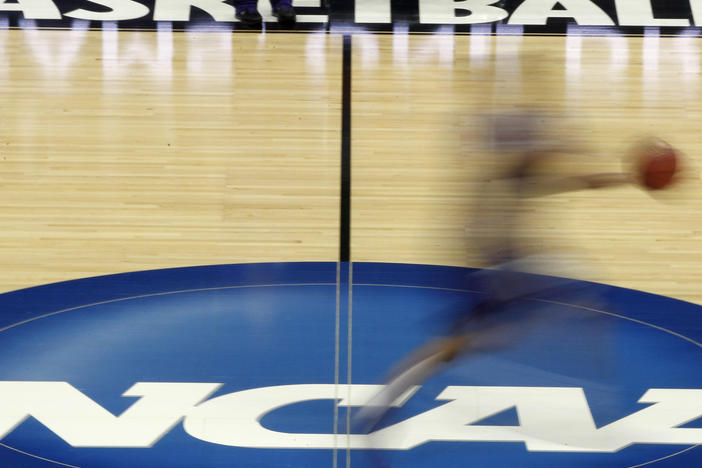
[{"x1": 0, "y1": 262, "x2": 700, "y2": 467}]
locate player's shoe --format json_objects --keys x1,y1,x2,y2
[
  {"x1": 236, "y1": 7, "x2": 263, "y2": 27},
  {"x1": 272, "y1": 3, "x2": 296, "y2": 24}
]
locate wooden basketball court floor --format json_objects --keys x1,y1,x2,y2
[{"x1": 1, "y1": 27, "x2": 701, "y2": 306}]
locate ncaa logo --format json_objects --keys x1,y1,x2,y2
[{"x1": 0, "y1": 262, "x2": 700, "y2": 467}]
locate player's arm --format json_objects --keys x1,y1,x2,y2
[
  {"x1": 575, "y1": 172, "x2": 633, "y2": 189},
  {"x1": 523, "y1": 172, "x2": 633, "y2": 197}
]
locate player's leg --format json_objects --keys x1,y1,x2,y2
[{"x1": 354, "y1": 340, "x2": 458, "y2": 434}]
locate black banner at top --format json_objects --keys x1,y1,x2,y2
[{"x1": 0, "y1": 0, "x2": 700, "y2": 35}]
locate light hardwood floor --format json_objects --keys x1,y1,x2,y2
[
  {"x1": 1, "y1": 28, "x2": 701, "y2": 305},
  {"x1": 0, "y1": 30, "x2": 341, "y2": 292}
]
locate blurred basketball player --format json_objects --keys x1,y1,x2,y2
[{"x1": 354, "y1": 110, "x2": 643, "y2": 452}]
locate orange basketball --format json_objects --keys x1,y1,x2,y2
[{"x1": 636, "y1": 139, "x2": 679, "y2": 190}]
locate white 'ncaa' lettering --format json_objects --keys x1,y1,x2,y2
[{"x1": 0, "y1": 382, "x2": 701, "y2": 451}]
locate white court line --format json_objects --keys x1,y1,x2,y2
[
  {"x1": 0, "y1": 442, "x2": 79, "y2": 468},
  {"x1": 0, "y1": 283, "x2": 336, "y2": 335},
  {"x1": 333, "y1": 263, "x2": 341, "y2": 468},
  {"x1": 346, "y1": 262, "x2": 353, "y2": 468},
  {"x1": 627, "y1": 444, "x2": 701, "y2": 468}
]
